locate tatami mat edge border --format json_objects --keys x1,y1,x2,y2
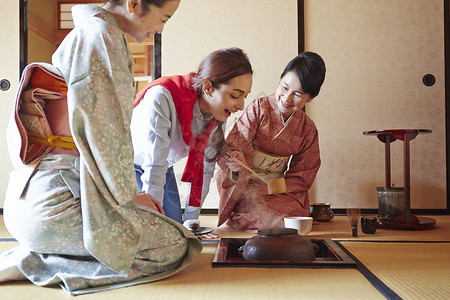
[
  {"x1": 335, "y1": 240, "x2": 402, "y2": 300},
  {"x1": 0, "y1": 238, "x2": 16, "y2": 242}
]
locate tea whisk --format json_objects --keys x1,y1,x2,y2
[{"x1": 346, "y1": 208, "x2": 361, "y2": 237}]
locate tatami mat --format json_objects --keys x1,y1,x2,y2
[
  {"x1": 0, "y1": 241, "x2": 385, "y2": 300},
  {"x1": 341, "y1": 241, "x2": 450, "y2": 300},
  {"x1": 0, "y1": 216, "x2": 12, "y2": 239},
  {"x1": 3, "y1": 214, "x2": 449, "y2": 299},
  {"x1": 0, "y1": 215, "x2": 386, "y2": 299}
]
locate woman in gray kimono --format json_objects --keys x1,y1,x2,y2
[{"x1": 0, "y1": 0, "x2": 202, "y2": 295}]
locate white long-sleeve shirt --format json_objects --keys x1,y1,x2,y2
[{"x1": 130, "y1": 85, "x2": 222, "y2": 218}]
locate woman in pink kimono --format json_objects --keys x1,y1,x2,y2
[{"x1": 216, "y1": 52, "x2": 326, "y2": 230}]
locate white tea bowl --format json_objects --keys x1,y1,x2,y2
[{"x1": 284, "y1": 216, "x2": 313, "y2": 235}]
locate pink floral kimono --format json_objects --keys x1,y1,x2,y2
[{"x1": 216, "y1": 94, "x2": 321, "y2": 230}]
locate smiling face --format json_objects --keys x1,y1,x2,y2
[
  {"x1": 200, "y1": 73, "x2": 253, "y2": 122},
  {"x1": 276, "y1": 71, "x2": 313, "y2": 117},
  {"x1": 127, "y1": 0, "x2": 180, "y2": 43}
]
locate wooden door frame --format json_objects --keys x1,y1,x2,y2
[
  {"x1": 20, "y1": 0, "x2": 161, "y2": 79},
  {"x1": 298, "y1": 0, "x2": 449, "y2": 214},
  {"x1": 444, "y1": 0, "x2": 450, "y2": 214},
  {"x1": 153, "y1": 33, "x2": 161, "y2": 79},
  {"x1": 20, "y1": 0, "x2": 27, "y2": 76}
]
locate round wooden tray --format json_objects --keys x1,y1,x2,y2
[{"x1": 377, "y1": 216, "x2": 436, "y2": 230}]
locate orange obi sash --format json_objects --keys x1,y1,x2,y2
[
  {"x1": 9, "y1": 63, "x2": 77, "y2": 166},
  {"x1": 28, "y1": 66, "x2": 75, "y2": 150},
  {"x1": 31, "y1": 67, "x2": 68, "y2": 96}
]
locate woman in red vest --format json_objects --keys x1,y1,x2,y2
[{"x1": 131, "y1": 47, "x2": 253, "y2": 224}]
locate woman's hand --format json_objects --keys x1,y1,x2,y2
[
  {"x1": 132, "y1": 192, "x2": 165, "y2": 215},
  {"x1": 225, "y1": 150, "x2": 246, "y2": 173}
]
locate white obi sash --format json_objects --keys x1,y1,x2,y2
[{"x1": 252, "y1": 147, "x2": 290, "y2": 180}]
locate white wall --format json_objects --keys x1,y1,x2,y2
[
  {"x1": 161, "y1": 0, "x2": 299, "y2": 208},
  {"x1": 0, "y1": 1, "x2": 20, "y2": 208},
  {"x1": 305, "y1": 0, "x2": 446, "y2": 209}
]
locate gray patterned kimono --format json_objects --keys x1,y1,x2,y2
[{"x1": 1, "y1": 5, "x2": 201, "y2": 295}]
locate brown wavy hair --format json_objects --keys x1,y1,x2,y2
[{"x1": 191, "y1": 47, "x2": 253, "y2": 162}]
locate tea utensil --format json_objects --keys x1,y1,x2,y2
[{"x1": 346, "y1": 208, "x2": 361, "y2": 237}]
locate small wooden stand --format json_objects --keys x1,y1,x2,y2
[{"x1": 363, "y1": 129, "x2": 436, "y2": 230}]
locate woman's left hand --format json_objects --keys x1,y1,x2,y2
[{"x1": 132, "y1": 192, "x2": 166, "y2": 215}]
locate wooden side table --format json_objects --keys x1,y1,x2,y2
[{"x1": 363, "y1": 129, "x2": 436, "y2": 229}]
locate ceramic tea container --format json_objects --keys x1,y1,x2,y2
[
  {"x1": 310, "y1": 203, "x2": 335, "y2": 222},
  {"x1": 377, "y1": 187, "x2": 404, "y2": 222},
  {"x1": 361, "y1": 217, "x2": 377, "y2": 234}
]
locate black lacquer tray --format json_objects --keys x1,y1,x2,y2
[{"x1": 212, "y1": 238, "x2": 356, "y2": 268}]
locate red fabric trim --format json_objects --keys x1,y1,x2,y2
[{"x1": 134, "y1": 73, "x2": 217, "y2": 207}]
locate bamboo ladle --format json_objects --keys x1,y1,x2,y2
[{"x1": 226, "y1": 152, "x2": 287, "y2": 194}]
